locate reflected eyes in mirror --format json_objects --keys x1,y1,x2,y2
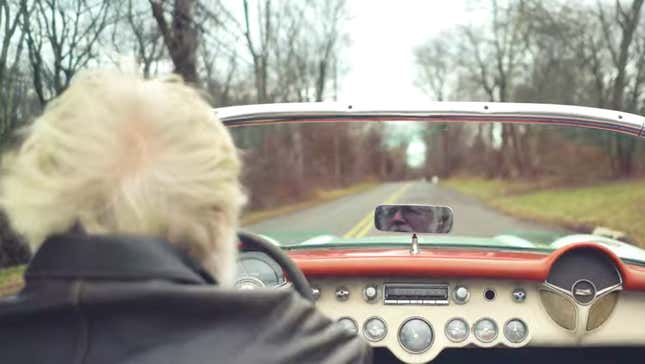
[{"x1": 374, "y1": 205, "x2": 453, "y2": 234}]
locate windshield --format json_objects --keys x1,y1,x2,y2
[{"x1": 233, "y1": 120, "x2": 645, "y2": 263}]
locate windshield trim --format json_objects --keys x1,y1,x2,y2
[{"x1": 216, "y1": 102, "x2": 645, "y2": 138}]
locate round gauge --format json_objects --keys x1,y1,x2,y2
[
  {"x1": 233, "y1": 276, "x2": 265, "y2": 290},
  {"x1": 445, "y1": 318, "x2": 469, "y2": 343},
  {"x1": 504, "y1": 319, "x2": 528, "y2": 343},
  {"x1": 474, "y1": 318, "x2": 498, "y2": 343},
  {"x1": 398, "y1": 318, "x2": 434, "y2": 353},
  {"x1": 363, "y1": 317, "x2": 387, "y2": 342},
  {"x1": 337, "y1": 317, "x2": 358, "y2": 335},
  {"x1": 235, "y1": 252, "x2": 285, "y2": 288}
]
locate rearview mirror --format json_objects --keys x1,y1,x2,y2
[{"x1": 374, "y1": 205, "x2": 453, "y2": 234}]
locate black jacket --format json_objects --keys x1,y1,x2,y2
[{"x1": 0, "y1": 233, "x2": 372, "y2": 364}]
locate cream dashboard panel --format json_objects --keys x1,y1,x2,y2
[{"x1": 311, "y1": 277, "x2": 645, "y2": 364}]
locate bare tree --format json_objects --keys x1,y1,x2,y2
[
  {"x1": 0, "y1": 0, "x2": 26, "y2": 87},
  {"x1": 414, "y1": 33, "x2": 453, "y2": 101},
  {"x1": 21, "y1": 0, "x2": 113, "y2": 105},
  {"x1": 596, "y1": 0, "x2": 644, "y2": 176},
  {"x1": 242, "y1": 0, "x2": 272, "y2": 103},
  {"x1": 109, "y1": 0, "x2": 165, "y2": 78},
  {"x1": 310, "y1": 0, "x2": 345, "y2": 102},
  {"x1": 149, "y1": 0, "x2": 199, "y2": 83},
  {"x1": 238, "y1": 0, "x2": 347, "y2": 103},
  {"x1": 458, "y1": 0, "x2": 532, "y2": 177},
  {"x1": 0, "y1": 0, "x2": 30, "y2": 141}
]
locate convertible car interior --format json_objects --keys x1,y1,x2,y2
[
  {"x1": 238, "y1": 234, "x2": 645, "y2": 363},
  {"x1": 225, "y1": 103, "x2": 645, "y2": 363}
]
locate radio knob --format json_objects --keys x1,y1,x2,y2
[
  {"x1": 311, "y1": 287, "x2": 321, "y2": 301},
  {"x1": 454, "y1": 286, "x2": 470, "y2": 304},
  {"x1": 364, "y1": 285, "x2": 378, "y2": 301}
]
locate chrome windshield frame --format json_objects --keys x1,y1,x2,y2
[{"x1": 216, "y1": 101, "x2": 645, "y2": 138}]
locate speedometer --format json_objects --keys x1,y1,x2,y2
[
  {"x1": 234, "y1": 276, "x2": 265, "y2": 290},
  {"x1": 398, "y1": 318, "x2": 433, "y2": 353},
  {"x1": 235, "y1": 251, "x2": 285, "y2": 288}
]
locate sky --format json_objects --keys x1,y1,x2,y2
[{"x1": 337, "y1": 0, "x2": 470, "y2": 105}]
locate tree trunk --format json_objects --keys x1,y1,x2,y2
[{"x1": 150, "y1": 0, "x2": 199, "y2": 84}]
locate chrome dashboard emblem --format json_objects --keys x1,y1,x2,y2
[{"x1": 572, "y1": 279, "x2": 596, "y2": 304}]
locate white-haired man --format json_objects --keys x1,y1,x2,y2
[{"x1": 0, "y1": 71, "x2": 371, "y2": 364}]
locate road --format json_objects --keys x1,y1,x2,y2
[{"x1": 244, "y1": 181, "x2": 565, "y2": 245}]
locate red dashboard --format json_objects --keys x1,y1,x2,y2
[{"x1": 287, "y1": 242, "x2": 645, "y2": 291}]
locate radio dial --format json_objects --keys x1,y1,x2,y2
[
  {"x1": 454, "y1": 286, "x2": 470, "y2": 304},
  {"x1": 364, "y1": 285, "x2": 378, "y2": 301}
]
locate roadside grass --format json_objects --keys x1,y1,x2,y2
[
  {"x1": 444, "y1": 177, "x2": 645, "y2": 247},
  {"x1": 241, "y1": 181, "x2": 378, "y2": 226},
  {"x1": 0, "y1": 265, "x2": 25, "y2": 297},
  {"x1": 442, "y1": 177, "x2": 562, "y2": 200}
]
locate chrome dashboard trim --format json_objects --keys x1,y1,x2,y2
[
  {"x1": 571, "y1": 279, "x2": 598, "y2": 306},
  {"x1": 596, "y1": 283, "x2": 623, "y2": 297},
  {"x1": 541, "y1": 281, "x2": 623, "y2": 307}
]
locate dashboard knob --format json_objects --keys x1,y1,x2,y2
[
  {"x1": 453, "y1": 286, "x2": 470, "y2": 304},
  {"x1": 335, "y1": 287, "x2": 350, "y2": 301},
  {"x1": 363, "y1": 285, "x2": 378, "y2": 301},
  {"x1": 512, "y1": 288, "x2": 526, "y2": 303},
  {"x1": 311, "y1": 287, "x2": 321, "y2": 300}
]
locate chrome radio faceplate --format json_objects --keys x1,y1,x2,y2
[{"x1": 384, "y1": 283, "x2": 449, "y2": 305}]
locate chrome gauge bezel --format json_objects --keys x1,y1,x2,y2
[
  {"x1": 473, "y1": 317, "x2": 498, "y2": 343},
  {"x1": 397, "y1": 316, "x2": 435, "y2": 354},
  {"x1": 337, "y1": 316, "x2": 359, "y2": 335},
  {"x1": 233, "y1": 276, "x2": 266, "y2": 289},
  {"x1": 236, "y1": 251, "x2": 286, "y2": 287},
  {"x1": 362, "y1": 316, "x2": 388, "y2": 342},
  {"x1": 503, "y1": 318, "x2": 529, "y2": 344},
  {"x1": 444, "y1": 317, "x2": 470, "y2": 343}
]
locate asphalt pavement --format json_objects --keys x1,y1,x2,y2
[{"x1": 244, "y1": 181, "x2": 565, "y2": 245}]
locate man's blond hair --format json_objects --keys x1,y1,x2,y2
[{"x1": 0, "y1": 70, "x2": 246, "y2": 285}]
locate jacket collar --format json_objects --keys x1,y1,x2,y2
[{"x1": 25, "y1": 233, "x2": 216, "y2": 285}]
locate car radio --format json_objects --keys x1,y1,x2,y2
[{"x1": 384, "y1": 283, "x2": 449, "y2": 305}]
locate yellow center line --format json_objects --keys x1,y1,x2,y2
[
  {"x1": 342, "y1": 210, "x2": 374, "y2": 238},
  {"x1": 343, "y1": 182, "x2": 412, "y2": 239}
]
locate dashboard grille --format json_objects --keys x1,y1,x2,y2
[
  {"x1": 540, "y1": 289, "x2": 577, "y2": 330},
  {"x1": 587, "y1": 292, "x2": 618, "y2": 331}
]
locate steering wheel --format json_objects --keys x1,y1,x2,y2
[{"x1": 237, "y1": 231, "x2": 314, "y2": 302}]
